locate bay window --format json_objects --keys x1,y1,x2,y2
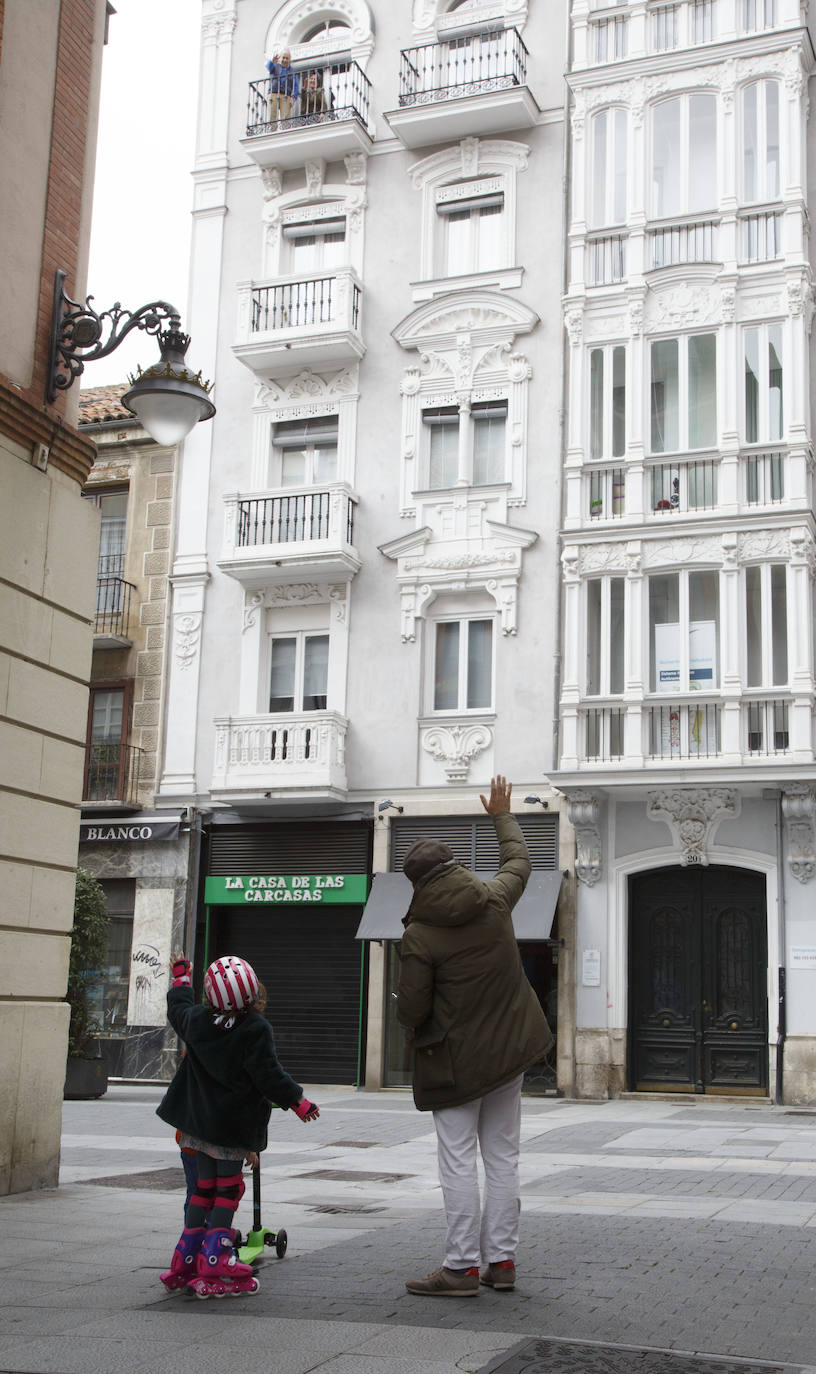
[
  {"x1": 650, "y1": 334, "x2": 717, "y2": 453},
  {"x1": 744, "y1": 324, "x2": 784, "y2": 443},
  {"x1": 742, "y1": 81, "x2": 780, "y2": 203},
  {"x1": 589, "y1": 345, "x2": 626, "y2": 459},
  {"x1": 652, "y1": 94, "x2": 717, "y2": 219},
  {"x1": 590, "y1": 108, "x2": 627, "y2": 228},
  {"x1": 269, "y1": 633, "x2": 329, "y2": 712},
  {"x1": 434, "y1": 618, "x2": 493, "y2": 712},
  {"x1": 649, "y1": 571, "x2": 719, "y2": 693},
  {"x1": 586, "y1": 577, "x2": 625, "y2": 695},
  {"x1": 745, "y1": 564, "x2": 788, "y2": 687}
]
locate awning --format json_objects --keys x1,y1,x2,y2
[{"x1": 355, "y1": 870, "x2": 562, "y2": 942}]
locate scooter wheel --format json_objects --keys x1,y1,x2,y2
[
  {"x1": 275, "y1": 1228, "x2": 288, "y2": 1257},
  {"x1": 233, "y1": 1230, "x2": 244, "y2": 1247}
]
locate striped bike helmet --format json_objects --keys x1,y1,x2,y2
[{"x1": 204, "y1": 956, "x2": 260, "y2": 1013}]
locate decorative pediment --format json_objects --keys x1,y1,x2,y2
[
  {"x1": 267, "y1": 0, "x2": 374, "y2": 61},
  {"x1": 409, "y1": 138, "x2": 530, "y2": 190},
  {"x1": 646, "y1": 787, "x2": 740, "y2": 867},
  {"x1": 254, "y1": 368, "x2": 358, "y2": 409},
  {"x1": 393, "y1": 291, "x2": 538, "y2": 353}
]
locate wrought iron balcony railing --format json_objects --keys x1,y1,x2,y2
[
  {"x1": 236, "y1": 489, "x2": 355, "y2": 549},
  {"x1": 398, "y1": 27, "x2": 528, "y2": 107},
  {"x1": 83, "y1": 741, "x2": 142, "y2": 805},
  {"x1": 246, "y1": 60, "x2": 371, "y2": 136},
  {"x1": 250, "y1": 274, "x2": 361, "y2": 334}
]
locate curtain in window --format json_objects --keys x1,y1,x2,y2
[
  {"x1": 427, "y1": 413, "x2": 459, "y2": 488},
  {"x1": 270, "y1": 638, "x2": 297, "y2": 711},
  {"x1": 435, "y1": 622, "x2": 460, "y2": 710},
  {"x1": 303, "y1": 635, "x2": 329, "y2": 710},
  {"x1": 472, "y1": 405, "x2": 506, "y2": 484},
  {"x1": 466, "y1": 620, "x2": 492, "y2": 708}
]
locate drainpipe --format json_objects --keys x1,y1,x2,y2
[
  {"x1": 775, "y1": 790, "x2": 787, "y2": 1103},
  {"x1": 552, "y1": 0, "x2": 574, "y2": 770}
]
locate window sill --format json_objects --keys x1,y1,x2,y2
[{"x1": 410, "y1": 266, "x2": 523, "y2": 303}]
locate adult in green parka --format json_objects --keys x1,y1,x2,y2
[{"x1": 397, "y1": 775, "x2": 553, "y2": 1298}]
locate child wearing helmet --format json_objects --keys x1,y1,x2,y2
[{"x1": 157, "y1": 952, "x2": 319, "y2": 1298}]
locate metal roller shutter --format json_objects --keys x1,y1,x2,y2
[
  {"x1": 208, "y1": 820, "x2": 371, "y2": 874},
  {"x1": 389, "y1": 814, "x2": 558, "y2": 871}
]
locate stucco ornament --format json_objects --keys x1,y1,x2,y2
[
  {"x1": 422, "y1": 723, "x2": 493, "y2": 784},
  {"x1": 646, "y1": 788, "x2": 740, "y2": 867},
  {"x1": 174, "y1": 614, "x2": 203, "y2": 671},
  {"x1": 782, "y1": 785, "x2": 816, "y2": 884},
  {"x1": 566, "y1": 791, "x2": 602, "y2": 886},
  {"x1": 260, "y1": 168, "x2": 282, "y2": 202}
]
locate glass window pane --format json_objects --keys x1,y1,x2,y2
[
  {"x1": 768, "y1": 324, "x2": 783, "y2": 441},
  {"x1": 745, "y1": 565, "x2": 762, "y2": 686},
  {"x1": 610, "y1": 577, "x2": 625, "y2": 694},
  {"x1": 689, "y1": 571, "x2": 719, "y2": 690},
  {"x1": 689, "y1": 95, "x2": 716, "y2": 211},
  {"x1": 446, "y1": 209, "x2": 472, "y2": 273},
  {"x1": 270, "y1": 638, "x2": 296, "y2": 711},
  {"x1": 766, "y1": 81, "x2": 780, "y2": 199},
  {"x1": 92, "y1": 688, "x2": 124, "y2": 742},
  {"x1": 771, "y1": 564, "x2": 788, "y2": 686},
  {"x1": 587, "y1": 581, "x2": 602, "y2": 695},
  {"x1": 321, "y1": 231, "x2": 346, "y2": 268},
  {"x1": 98, "y1": 492, "x2": 128, "y2": 575},
  {"x1": 652, "y1": 99, "x2": 680, "y2": 218},
  {"x1": 743, "y1": 82, "x2": 758, "y2": 200},
  {"x1": 429, "y1": 417, "x2": 459, "y2": 488},
  {"x1": 466, "y1": 619, "x2": 492, "y2": 708},
  {"x1": 314, "y1": 444, "x2": 338, "y2": 483},
  {"x1": 475, "y1": 203, "x2": 503, "y2": 269},
  {"x1": 590, "y1": 349, "x2": 604, "y2": 459},
  {"x1": 688, "y1": 334, "x2": 716, "y2": 448},
  {"x1": 612, "y1": 346, "x2": 626, "y2": 456},
  {"x1": 592, "y1": 111, "x2": 607, "y2": 228},
  {"x1": 651, "y1": 338, "x2": 679, "y2": 452},
  {"x1": 650, "y1": 574, "x2": 680, "y2": 693},
  {"x1": 744, "y1": 328, "x2": 760, "y2": 442},
  {"x1": 613, "y1": 109, "x2": 627, "y2": 224},
  {"x1": 473, "y1": 408, "x2": 506, "y2": 484},
  {"x1": 435, "y1": 622, "x2": 460, "y2": 710},
  {"x1": 281, "y1": 449, "x2": 307, "y2": 485},
  {"x1": 303, "y1": 635, "x2": 329, "y2": 710}
]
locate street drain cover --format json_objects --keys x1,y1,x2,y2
[
  {"x1": 478, "y1": 1338, "x2": 800, "y2": 1374},
  {"x1": 80, "y1": 1167, "x2": 185, "y2": 1191},
  {"x1": 295, "y1": 1169, "x2": 412, "y2": 1182},
  {"x1": 308, "y1": 1203, "x2": 386, "y2": 1215},
  {"x1": 324, "y1": 1140, "x2": 378, "y2": 1148}
]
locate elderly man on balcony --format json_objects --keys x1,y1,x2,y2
[{"x1": 266, "y1": 49, "x2": 299, "y2": 123}]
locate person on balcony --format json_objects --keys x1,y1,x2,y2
[
  {"x1": 300, "y1": 68, "x2": 331, "y2": 120},
  {"x1": 266, "y1": 49, "x2": 299, "y2": 123},
  {"x1": 397, "y1": 775, "x2": 553, "y2": 1298}
]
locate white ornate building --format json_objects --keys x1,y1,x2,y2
[
  {"x1": 554, "y1": 0, "x2": 816, "y2": 1100},
  {"x1": 163, "y1": 0, "x2": 573, "y2": 1091}
]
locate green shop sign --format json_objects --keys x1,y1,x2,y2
[{"x1": 204, "y1": 874, "x2": 369, "y2": 906}]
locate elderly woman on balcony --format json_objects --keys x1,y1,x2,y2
[{"x1": 266, "y1": 49, "x2": 299, "y2": 123}]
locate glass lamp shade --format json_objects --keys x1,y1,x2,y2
[{"x1": 123, "y1": 385, "x2": 214, "y2": 446}]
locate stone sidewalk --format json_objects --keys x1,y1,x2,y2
[{"x1": 1, "y1": 1086, "x2": 816, "y2": 1373}]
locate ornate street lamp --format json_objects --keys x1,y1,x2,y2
[{"x1": 47, "y1": 269, "x2": 215, "y2": 445}]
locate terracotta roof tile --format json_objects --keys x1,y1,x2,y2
[{"x1": 78, "y1": 384, "x2": 133, "y2": 425}]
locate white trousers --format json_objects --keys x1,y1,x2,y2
[{"x1": 432, "y1": 1073, "x2": 523, "y2": 1270}]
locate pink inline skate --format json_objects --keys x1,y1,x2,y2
[
  {"x1": 189, "y1": 1228, "x2": 259, "y2": 1299},
  {"x1": 160, "y1": 1227, "x2": 205, "y2": 1291}
]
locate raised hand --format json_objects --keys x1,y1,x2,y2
[{"x1": 480, "y1": 774, "x2": 512, "y2": 816}]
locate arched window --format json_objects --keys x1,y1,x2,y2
[
  {"x1": 652, "y1": 94, "x2": 717, "y2": 218},
  {"x1": 742, "y1": 80, "x2": 780, "y2": 204},
  {"x1": 590, "y1": 108, "x2": 627, "y2": 228}
]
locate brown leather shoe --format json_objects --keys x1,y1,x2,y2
[
  {"x1": 406, "y1": 1265, "x2": 479, "y2": 1296},
  {"x1": 480, "y1": 1261, "x2": 516, "y2": 1290}
]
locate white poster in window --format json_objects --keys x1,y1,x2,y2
[
  {"x1": 654, "y1": 622, "x2": 680, "y2": 693},
  {"x1": 689, "y1": 620, "x2": 716, "y2": 691}
]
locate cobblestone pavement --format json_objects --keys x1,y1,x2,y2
[{"x1": 1, "y1": 1087, "x2": 816, "y2": 1374}]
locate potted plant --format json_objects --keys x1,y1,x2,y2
[{"x1": 64, "y1": 867, "x2": 110, "y2": 1100}]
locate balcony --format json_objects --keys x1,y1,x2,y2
[
  {"x1": 647, "y1": 217, "x2": 720, "y2": 270},
  {"x1": 233, "y1": 270, "x2": 364, "y2": 373},
  {"x1": 94, "y1": 555, "x2": 135, "y2": 648},
  {"x1": 218, "y1": 483, "x2": 360, "y2": 587},
  {"x1": 83, "y1": 741, "x2": 143, "y2": 807},
  {"x1": 211, "y1": 711, "x2": 348, "y2": 801},
  {"x1": 386, "y1": 27, "x2": 539, "y2": 149},
  {"x1": 240, "y1": 61, "x2": 373, "y2": 170}
]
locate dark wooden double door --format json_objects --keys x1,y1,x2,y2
[{"x1": 629, "y1": 867, "x2": 768, "y2": 1094}]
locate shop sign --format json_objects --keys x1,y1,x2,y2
[
  {"x1": 80, "y1": 819, "x2": 180, "y2": 843},
  {"x1": 204, "y1": 874, "x2": 369, "y2": 905},
  {"x1": 790, "y1": 947, "x2": 816, "y2": 970}
]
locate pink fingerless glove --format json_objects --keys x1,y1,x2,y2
[
  {"x1": 293, "y1": 1097, "x2": 319, "y2": 1121},
  {"x1": 172, "y1": 958, "x2": 192, "y2": 987}
]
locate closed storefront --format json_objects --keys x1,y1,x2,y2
[{"x1": 203, "y1": 819, "x2": 373, "y2": 1086}]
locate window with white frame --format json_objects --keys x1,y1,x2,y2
[
  {"x1": 422, "y1": 399, "x2": 507, "y2": 489},
  {"x1": 744, "y1": 324, "x2": 784, "y2": 443},
  {"x1": 433, "y1": 617, "x2": 494, "y2": 712},
  {"x1": 590, "y1": 108, "x2": 627, "y2": 228},
  {"x1": 435, "y1": 179, "x2": 505, "y2": 275},
  {"x1": 649, "y1": 570, "x2": 719, "y2": 693},
  {"x1": 269, "y1": 632, "x2": 329, "y2": 712},
  {"x1": 651, "y1": 94, "x2": 717, "y2": 219},
  {"x1": 283, "y1": 217, "x2": 347, "y2": 273},
  {"x1": 589, "y1": 345, "x2": 626, "y2": 459},
  {"x1": 271, "y1": 416, "x2": 338, "y2": 487},
  {"x1": 650, "y1": 333, "x2": 717, "y2": 453},
  {"x1": 586, "y1": 577, "x2": 625, "y2": 695},
  {"x1": 742, "y1": 80, "x2": 780, "y2": 204},
  {"x1": 745, "y1": 563, "x2": 787, "y2": 687}
]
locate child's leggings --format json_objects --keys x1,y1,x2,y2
[{"x1": 185, "y1": 1150, "x2": 245, "y2": 1230}]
